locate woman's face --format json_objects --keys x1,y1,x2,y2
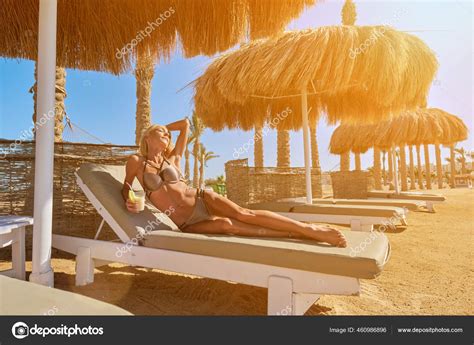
[{"x1": 146, "y1": 126, "x2": 170, "y2": 151}]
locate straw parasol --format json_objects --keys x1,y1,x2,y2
[
  {"x1": 329, "y1": 108, "x2": 468, "y2": 191},
  {"x1": 0, "y1": 0, "x2": 316, "y2": 75},
  {"x1": 194, "y1": 30, "x2": 437, "y2": 202},
  {"x1": 194, "y1": 25, "x2": 438, "y2": 130}
]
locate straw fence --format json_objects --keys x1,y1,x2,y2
[
  {"x1": 225, "y1": 159, "x2": 322, "y2": 207},
  {"x1": 330, "y1": 170, "x2": 373, "y2": 199},
  {"x1": 0, "y1": 140, "x2": 136, "y2": 242}
]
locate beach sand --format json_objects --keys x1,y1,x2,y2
[{"x1": 1, "y1": 188, "x2": 473, "y2": 315}]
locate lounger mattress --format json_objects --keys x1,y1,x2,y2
[
  {"x1": 249, "y1": 201, "x2": 404, "y2": 217},
  {"x1": 142, "y1": 229, "x2": 390, "y2": 279},
  {"x1": 279, "y1": 197, "x2": 422, "y2": 211},
  {"x1": 367, "y1": 191, "x2": 446, "y2": 201}
]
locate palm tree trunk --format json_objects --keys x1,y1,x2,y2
[
  {"x1": 134, "y1": 54, "x2": 154, "y2": 145},
  {"x1": 387, "y1": 149, "x2": 393, "y2": 183},
  {"x1": 399, "y1": 145, "x2": 408, "y2": 191},
  {"x1": 373, "y1": 147, "x2": 382, "y2": 190},
  {"x1": 184, "y1": 143, "x2": 190, "y2": 181},
  {"x1": 31, "y1": 63, "x2": 67, "y2": 142},
  {"x1": 416, "y1": 145, "x2": 424, "y2": 189},
  {"x1": 424, "y1": 144, "x2": 432, "y2": 189},
  {"x1": 193, "y1": 139, "x2": 200, "y2": 187},
  {"x1": 409, "y1": 145, "x2": 416, "y2": 190},
  {"x1": 254, "y1": 126, "x2": 264, "y2": 168},
  {"x1": 54, "y1": 67, "x2": 67, "y2": 142},
  {"x1": 310, "y1": 126, "x2": 322, "y2": 197},
  {"x1": 340, "y1": 152, "x2": 350, "y2": 171},
  {"x1": 277, "y1": 130, "x2": 290, "y2": 167},
  {"x1": 450, "y1": 144, "x2": 456, "y2": 188},
  {"x1": 382, "y1": 151, "x2": 387, "y2": 185},
  {"x1": 354, "y1": 153, "x2": 361, "y2": 171},
  {"x1": 199, "y1": 156, "x2": 204, "y2": 188},
  {"x1": 435, "y1": 143, "x2": 443, "y2": 188},
  {"x1": 310, "y1": 126, "x2": 320, "y2": 170}
]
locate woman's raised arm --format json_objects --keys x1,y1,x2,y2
[{"x1": 166, "y1": 118, "x2": 190, "y2": 164}]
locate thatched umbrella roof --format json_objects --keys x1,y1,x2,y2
[
  {"x1": 329, "y1": 108, "x2": 469, "y2": 153},
  {"x1": 194, "y1": 26, "x2": 438, "y2": 130},
  {"x1": 0, "y1": 0, "x2": 315, "y2": 74}
]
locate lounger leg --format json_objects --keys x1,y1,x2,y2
[
  {"x1": 400, "y1": 215, "x2": 408, "y2": 226},
  {"x1": 267, "y1": 276, "x2": 293, "y2": 315},
  {"x1": 292, "y1": 293, "x2": 320, "y2": 315},
  {"x1": 76, "y1": 247, "x2": 94, "y2": 286},
  {"x1": 11, "y1": 227, "x2": 25, "y2": 280},
  {"x1": 426, "y1": 202, "x2": 435, "y2": 213},
  {"x1": 350, "y1": 220, "x2": 373, "y2": 232}
]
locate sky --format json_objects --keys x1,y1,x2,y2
[{"x1": 0, "y1": 0, "x2": 472, "y2": 179}]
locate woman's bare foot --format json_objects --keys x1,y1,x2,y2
[{"x1": 304, "y1": 224, "x2": 347, "y2": 247}]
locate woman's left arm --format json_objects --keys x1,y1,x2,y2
[{"x1": 166, "y1": 118, "x2": 190, "y2": 165}]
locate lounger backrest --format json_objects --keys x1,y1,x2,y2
[{"x1": 76, "y1": 163, "x2": 179, "y2": 242}]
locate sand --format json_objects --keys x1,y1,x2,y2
[{"x1": 1, "y1": 188, "x2": 473, "y2": 315}]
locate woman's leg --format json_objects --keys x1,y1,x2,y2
[
  {"x1": 182, "y1": 216, "x2": 311, "y2": 240},
  {"x1": 202, "y1": 191, "x2": 347, "y2": 247}
]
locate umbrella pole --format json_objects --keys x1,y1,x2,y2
[
  {"x1": 392, "y1": 146, "x2": 400, "y2": 194},
  {"x1": 29, "y1": 0, "x2": 57, "y2": 287},
  {"x1": 301, "y1": 88, "x2": 312, "y2": 204}
]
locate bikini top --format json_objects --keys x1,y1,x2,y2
[{"x1": 142, "y1": 157, "x2": 185, "y2": 194}]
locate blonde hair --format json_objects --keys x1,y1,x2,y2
[{"x1": 138, "y1": 124, "x2": 174, "y2": 158}]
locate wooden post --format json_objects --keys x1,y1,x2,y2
[{"x1": 373, "y1": 147, "x2": 382, "y2": 190}]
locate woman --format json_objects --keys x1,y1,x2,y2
[{"x1": 122, "y1": 119, "x2": 347, "y2": 247}]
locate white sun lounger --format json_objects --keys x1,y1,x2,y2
[
  {"x1": 52, "y1": 163, "x2": 391, "y2": 316},
  {"x1": 366, "y1": 191, "x2": 446, "y2": 212},
  {"x1": 248, "y1": 201, "x2": 408, "y2": 232},
  {"x1": 279, "y1": 197, "x2": 426, "y2": 212},
  {"x1": 0, "y1": 275, "x2": 131, "y2": 315}
]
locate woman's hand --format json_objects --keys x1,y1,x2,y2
[{"x1": 125, "y1": 198, "x2": 140, "y2": 213}]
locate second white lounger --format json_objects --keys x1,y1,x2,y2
[{"x1": 248, "y1": 201, "x2": 407, "y2": 232}]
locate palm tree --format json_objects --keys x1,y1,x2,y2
[
  {"x1": 277, "y1": 129, "x2": 290, "y2": 167},
  {"x1": 381, "y1": 150, "x2": 387, "y2": 185},
  {"x1": 399, "y1": 145, "x2": 408, "y2": 191},
  {"x1": 434, "y1": 143, "x2": 443, "y2": 188},
  {"x1": 184, "y1": 131, "x2": 196, "y2": 182},
  {"x1": 416, "y1": 145, "x2": 424, "y2": 189},
  {"x1": 373, "y1": 147, "x2": 382, "y2": 189},
  {"x1": 424, "y1": 144, "x2": 432, "y2": 189},
  {"x1": 454, "y1": 147, "x2": 467, "y2": 174},
  {"x1": 196, "y1": 143, "x2": 219, "y2": 188},
  {"x1": 190, "y1": 112, "x2": 204, "y2": 187},
  {"x1": 134, "y1": 54, "x2": 154, "y2": 145},
  {"x1": 30, "y1": 63, "x2": 67, "y2": 142},
  {"x1": 310, "y1": 126, "x2": 320, "y2": 170},
  {"x1": 408, "y1": 145, "x2": 416, "y2": 189},
  {"x1": 216, "y1": 175, "x2": 225, "y2": 184},
  {"x1": 254, "y1": 125, "x2": 264, "y2": 168}
]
